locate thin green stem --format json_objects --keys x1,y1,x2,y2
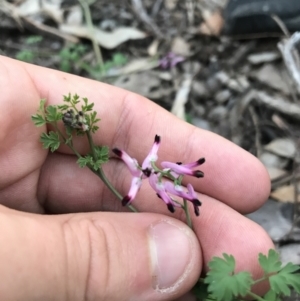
[
  {"x1": 54, "y1": 123, "x2": 82, "y2": 158},
  {"x1": 98, "y1": 168, "x2": 137, "y2": 212},
  {"x1": 86, "y1": 131, "x2": 138, "y2": 212},
  {"x1": 247, "y1": 291, "x2": 266, "y2": 301},
  {"x1": 252, "y1": 275, "x2": 270, "y2": 285},
  {"x1": 53, "y1": 124, "x2": 137, "y2": 212},
  {"x1": 78, "y1": 0, "x2": 104, "y2": 73},
  {"x1": 86, "y1": 130, "x2": 97, "y2": 159},
  {"x1": 183, "y1": 199, "x2": 193, "y2": 229}
]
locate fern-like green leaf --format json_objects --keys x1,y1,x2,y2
[
  {"x1": 204, "y1": 253, "x2": 253, "y2": 301},
  {"x1": 32, "y1": 99, "x2": 47, "y2": 126},
  {"x1": 46, "y1": 105, "x2": 62, "y2": 122},
  {"x1": 40, "y1": 131, "x2": 60, "y2": 152},
  {"x1": 269, "y1": 262, "x2": 300, "y2": 296},
  {"x1": 259, "y1": 249, "x2": 282, "y2": 274},
  {"x1": 31, "y1": 114, "x2": 46, "y2": 127},
  {"x1": 77, "y1": 155, "x2": 93, "y2": 168}
]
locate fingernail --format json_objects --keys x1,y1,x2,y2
[{"x1": 148, "y1": 221, "x2": 192, "y2": 291}]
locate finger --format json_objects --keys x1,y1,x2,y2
[
  {"x1": 0, "y1": 56, "x2": 46, "y2": 191},
  {"x1": 0, "y1": 205, "x2": 201, "y2": 301},
  {"x1": 37, "y1": 155, "x2": 274, "y2": 294},
  {"x1": 0, "y1": 56, "x2": 270, "y2": 214}
]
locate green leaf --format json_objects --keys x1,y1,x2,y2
[
  {"x1": 259, "y1": 250, "x2": 300, "y2": 296},
  {"x1": 263, "y1": 290, "x2": 281, "y2": 301},
  {"x1": 207, "y1": 254, "x2": 236, "y2": 275},
  {"x1": 259, "y1": 249, "x2": 282, "y2": 274},
  {"x1": 77, "y1": 155, "x2": 93, "y2": 168},
  {"x1": 94, "y1": 146, "x2": 109, "y2": 163},
  {"x1": 83, "y1": 97, "x2": 88, "y2": 106},
  {"x1": 32, "y1": 99, "x2": 47, "y2": 126},
  {"x1": 91, "y1": 125, "x2": 99, "y2": 133},
  {"x1": 71, "y1": 94, "x2": 80, "y2": 105},
  {"x1": 204, "y1": 254, "x2": 253, "y2": 301},
  {"x1": 83, "y1": 102, "x2": 94, "y2": 112},
  {"x1": 31, "y1": 114, "x2": 46, "y2": 127},
  {"x1": 40, "y1": 131, "x2": 60, "y2": 152},
  {"x1": 63, "y1": 94, "x2": 71, "y2": 102},
  {"x1": 81, "y1": 97, "x2": 94, "y2": 112},
  {"x1": 77, "y1": 146, "x2": 109, "y2": 170},
  {"x1": 25, "y1": 35, "x2": 43, "y2": 44},
  {"x1": 269, "y1": 262, "x2": 300, "y2": 296},
  {"x1": 112, "y1": 52, "x2": 127, "y2": 66},
  {"x1": 58, "y1": 104, "x2": 69, "y2": 111},
  {"x1": 90, "y1": 111, "x2": 100, "y2": 123},
  {"x1": 64, "y1": 126, "x2": 74, "y2": 144},
  {"x1": 16, "y1": 50, "x2": 34, "y2": 63},
  {"x1": 39, "y1": 99, "x2": 46, "y2": 112},
  {"x1": 85, "y1": 111, "x2": 100, "y2": 133},
  {"x1": 46, "y1": 105, "x2": 62, "y2": 122},
  {"x1": 192, "y1": 281, "x2": 210, "y2": 301}
]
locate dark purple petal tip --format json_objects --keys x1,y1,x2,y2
[
  {"x1": 176, "y1": 162, "x2": 183, "y2": 165},
  {"x1": 193, "y1": 170, "x2": 204, "y2": 178},
  {"x1": 167, "y1": 203, "x2": 175, "y2": 213},
  {"x1": 154, "y1": 135, "x2": 160, "y2": 143},
  {"x1": 142, "y1": 168, "x2": 151, "y2": 177},
  {"x1": 192, "y1": 199, "x2": 202, "y2": 206},
  {"x1": 197, "y1": 158, "x2": 205, "y2": 165},
  {"x1": 194, "y1": 205, "x2": 200, "y2": 216},
  {"x1": 112, "y1": 148, "x2": 122, "y2": 157},
  {"x1": 121, "y1": 195, "x2": 131, "y2": 206}
]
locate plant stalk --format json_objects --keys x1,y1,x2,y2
[
  {"x1": 248, "y1": 291, "x2": 267, "y2": 301},
  {"x1": 183, "y1": 199, "x2": 193, "y2": 229},
  {"x1": 78, "y1": 0, "x2": 105, "y2": 73},
  {"x1": 86, "y1": 131, "x2": 138, "y2": 212}
]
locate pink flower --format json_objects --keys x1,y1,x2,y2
[
  {"x1": 164, "y1": 182, "x2": 201, "y2": 216},
  {"x1": 113, "y1": 135, "x2": 204, "y2": 217},
  {"x1": 149, "y1": 173, "x2": 181, "y2": 213},
  {"x1": 141, "y1": 135, "x2": 160, "y2": 175},
  {"x1": 112, "y1": 135, "x2": 161, "y2": 206},
  {"x1": 149, "y1": 174, "x2": 201, "y2": 215},
  {"x1": 112, "y1": 148, "x2": 141, "y2": 177},
  {"x1": 112, "y1": 148, "x2": 143, "y2": 206},
  {"x1": 121, "y1": 177, "x2": 143, "y2": 206},
  {"x1": 161, "y1": 158, "x2": 205, "y2": 178}
]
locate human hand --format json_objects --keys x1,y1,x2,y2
[{"x1": 0, "y1": 55, "x2": 273, "y2": 301}]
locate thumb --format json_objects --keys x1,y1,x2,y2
[{"x1": 0, "y1": 205, "x2": 202, "y2": 301}]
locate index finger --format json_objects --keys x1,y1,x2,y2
[{"x1": 1, "y1": 55, "x2": 270, "y2": 214}]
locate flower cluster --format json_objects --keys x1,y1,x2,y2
[
  {"x1": 62, "y1": 109, "x2": 89, "y2": 131},
  {"x1": 112, "y1": 135, "x2": 205, "y2": 216}
]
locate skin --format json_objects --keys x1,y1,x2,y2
[{"x1": 0, "y1": 55, "x2": 274, "y2": 301}]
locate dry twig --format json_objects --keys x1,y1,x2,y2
[
  {"x1": 171, "y1": 74, "x2": 193, "y2": 120},
  {"x1": 255, "y1": 90, "x2": 300, "y2": 120},
  {"x1": 185, "y1": 0, "x2": 195, "y2": 25},
  {"x1": 248, "y1": 105, "x2": 262, "y2": 157},
  {"x1": 278, "y1": 32, "x2": 300, "y2": 94},
  {"x1": 131, "y1": 0, "x2": 164, "y2": 39}
]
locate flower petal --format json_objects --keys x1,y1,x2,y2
[
  {"x1": 122, "y1": 176, "x2": 142, "y2": 206},
  {"x1": 148, "y1": 173, "x2": 177, "y2": 212},
  {"x1": 112, "y1": 148, "x2": 141, "y2": 177},
  {"x1": 161, "y1": 160, "x2": 204, "y2": 178},
  {"x1": 142, "y1": 135, "x2": 161, "y2": 171},
  {"x1": 183, "y1": 158, "x2": 205, "y2": 168}
]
